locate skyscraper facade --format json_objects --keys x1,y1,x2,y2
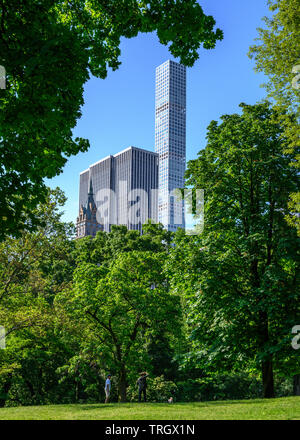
[
  {"x1": 78, "y1": 146, "x2": 158, "y2": 235},
  {"x1": 155, "y1": 60, "x2": 186, "y2": 232}
]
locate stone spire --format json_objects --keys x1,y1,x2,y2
[{"x1": 76, "y1": 177, "x2": 102, "y2": 238}]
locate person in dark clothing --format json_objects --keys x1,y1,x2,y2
[{"x1": 136, "y1": 372, "x2": 149, "y2": 402}]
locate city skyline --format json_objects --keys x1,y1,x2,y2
[
  {"x1": 46, "y1": 0, "x2": 269, "y2": 224},
  {"x1": 78, "y1": 59, "x2": 187, "y2": 236},
  {"x1": 2, "y1": 0, "x2": 297, "y2": 412}
]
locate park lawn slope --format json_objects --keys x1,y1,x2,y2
[{"x1": 0, "y1": 397, "x2": 299, "y2": 420}]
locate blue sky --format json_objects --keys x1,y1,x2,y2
[{"x1": 47, "y1": 0, "x2": 270, "y2": 223}]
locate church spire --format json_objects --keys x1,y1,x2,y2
[
  {"x1": 88, "y1": 178, "x2": 93, "y2": 196},
  {"x1": 76, "y1": 176, "x2": 103, "y2": 238},
  {"x1": 86, "y1": 177, "x2": 96, "y2": 215}
]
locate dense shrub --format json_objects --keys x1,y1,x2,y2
[
  {"x1": 127, "y1": 376, "x2": 178, "y2": 403},
  {"x1": 176, "y1": 374, "x2": 263, "y2": 402},
  {"x1": 274, "y1": 377, "x2": 294, "y2": 397},
  {"x1": 176, "y1": 374, "x2": 294, "y2": 402},
  {"x1": 1, "y1": 372, "x2": 293, "y2": 406}
]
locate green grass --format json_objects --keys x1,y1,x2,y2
[{"x1": 0, "y1": 397, "x2": 299, "y2": 420}]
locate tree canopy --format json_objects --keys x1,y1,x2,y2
[
  {"x1": 168, "y1": 102, "x2": 299, "y2": 398},
  {"x1": 248, "y1": 0, "x2": 300, "y2": 233},
  {"x1": 249, "y1": 0, "x2": 299, "y2": 111},
  {"x1": 57, "y1": 250, "x2": 181, "y2": 401},
  {"x1": 0, "y1": 0, "x2": 223, "y2": 240}
]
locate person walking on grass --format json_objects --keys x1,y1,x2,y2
[
  {"x1": 105, "y1": 374, "x2": 111, "y2": 403},
  {"x1": 137, "y1": 371, "x2": 149, "y2": 402}
]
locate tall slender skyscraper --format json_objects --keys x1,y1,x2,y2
[{"x1": 155, "y1": 60, "x2": 186, "y2": 232}]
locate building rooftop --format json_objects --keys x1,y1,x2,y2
[{"x1": 80, "y1": 146, "x2": 158, "y2": 174}]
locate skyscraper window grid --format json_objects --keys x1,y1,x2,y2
[
  {"x1": 77, "y1": 147, "x2": 158, "y2": 236},
  {"x1": 155, "y1": 60, "x2": 186, "y2": 231}
]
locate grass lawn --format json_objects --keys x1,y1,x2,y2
[{"x1": 0, "y1": 397, "x2": 299, "y2": 420}]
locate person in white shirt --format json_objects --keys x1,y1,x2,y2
[{"x1": 105, "y1": 374, "x2": 111, "y2": 403}]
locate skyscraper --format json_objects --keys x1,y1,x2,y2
[
  {"x1": 155, "y1": 60, "x2": 186, "y2": 232},
  {"x1": 78, "y1": 146, "x2": 158, "y2": 235}
]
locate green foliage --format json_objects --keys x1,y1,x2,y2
[
  {"x1": 127, "y1": 376, "x2": 178, "y2": 403},
  {"x1": 56, "y1": 247, "x2": 182, "y2": 401},
  {"x1": 176, "y1": 374, "x2": 263, "y2": 402},
  {"x1": 0, "y1": 0, "x2": 222, "y2": 240},
  {"x1": 176, "y1": 375, "x2": 293, "y2": 402},
  {"x1": 0, "y1": 199, "x2": 182, "y2": 406},
  {"x1": 0, "y1": 327, "x2": 77, "y2": 407},
  {"x1": 249, "y1": 0, "x2": 300, "y2": 233},
  {"x1": 0, "y1": 188, "x2": 75, "y2": 308},
  {"x1": 146, "y1": 331, "x2": 179, "y2": 381},
  {"x1": 56, "y1": 354, "x2": 110, "y2": 404},
  {"x1": 74, "y1": 222, "x2": 173, "y2": 266},
  {"x1": 249, "y1": 0, "x2": 299, "y2": 110},
  {"x1": 0, "y1": 188, "x2": 79, "y2": 407},
  {"x1": 169, "y1": 102, "x2": 300, "y2": 398},
  {"x1": 0, "y1": 156, "x2": 296, "y2": 407}
]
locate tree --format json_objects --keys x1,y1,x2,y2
[
  {"x1": 57, "y1": 250, "x2": 181, "y2": 401},
  {"x1": 168, "y1": 102, "x2": 299, "y2": 398},
  {"x1": 0, "y1": 188, "x2": 80, "y2": 406},
  {"x1": 0, "y1": 0, "x2": 223, "y2": 240},
  {"x1": 74, "y1": 222, "x2": 173, "y2": 270},
  {"x1": 0, "y1": 188, "x2": 75, "y2": 308},
  {"x1": 248, "y1": 0, "x2": 300, "y2": 233}
]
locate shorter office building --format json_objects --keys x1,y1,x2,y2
[{"x1": 77, "y1": 146, "x2": 159, "y2": 236}]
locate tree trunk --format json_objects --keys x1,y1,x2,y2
[
  {"x1": 262, "y1": 357, "x2": 275, "y2": 398},
  {"x1": 75, "y1": 380, "x2": 79, "y2": 402},
  {"x1": 25, "y1": 378, "x2": 36, "y2": 401},
  {"x1": 293, "y1": 375, "x2": 300, "y2": 396},
  {"x1": 118, "y1": 367, "x2": 127, "y2": 402},
  {"x1": 258, "y1": 311, "x2": 275, "y2": 398}
]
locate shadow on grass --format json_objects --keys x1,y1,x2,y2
[
  {"x1": 190, "y1": 398, "x2": 271, "y2": 407},
  {"x1": 73, "y1": 403, "x2": 135, "y2": 411},
  {"x1": 72, "y1": 398, "x2": 280, "y2": 412}
]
